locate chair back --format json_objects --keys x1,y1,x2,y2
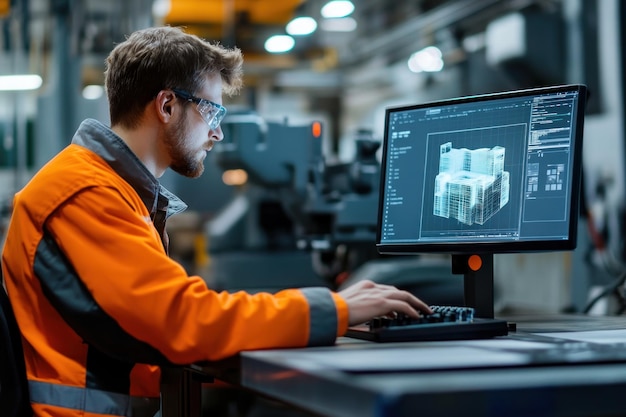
[{"x1": 0, "y1": 267, "x2": 33, "y2": 417}]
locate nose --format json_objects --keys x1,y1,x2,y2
[{"x1": 211, "y1": 125, "x2": 224, "y2": 142}]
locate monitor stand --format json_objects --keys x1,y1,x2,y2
[{"x1": 451, "y1": 254, "x2": 495, "y2": 319}]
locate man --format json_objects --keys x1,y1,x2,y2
[{"x1": 1, "y1": 26, "x2": 431, "y2": 417}]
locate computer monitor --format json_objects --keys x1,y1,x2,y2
[{"x1": 377, "y1": 84, "x2": 587, "y2": 317}]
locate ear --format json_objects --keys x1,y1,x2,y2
[{"x1": 154, "y1": 90, "x2": 177, "y2": 123}]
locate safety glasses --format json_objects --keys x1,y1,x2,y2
[{"x1": 172, "y1": 88, "x2": 227, "y2": 130}]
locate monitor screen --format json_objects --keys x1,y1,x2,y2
[{"x1": 377, "y1": 84, "x2": 587, "y2": 255}]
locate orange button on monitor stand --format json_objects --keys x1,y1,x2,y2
[{"x1": 468, "y1": 255, "x2": 482, "y2": 271}]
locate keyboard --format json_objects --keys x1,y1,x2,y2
[{"x1": 345, "y1": 306, "x2": 509, "y2": 343}]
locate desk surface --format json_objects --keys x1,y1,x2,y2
[{"x1": 232, "y1": 314, "x2": 626, "y2": 417}]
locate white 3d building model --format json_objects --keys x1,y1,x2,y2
[{"x1": 434, "y1": 142, "x2": 510, "y2": 225}]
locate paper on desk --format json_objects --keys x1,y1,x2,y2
[
  {"x1": 455, "y1": 338, "x2": 554, "y2": 350},
  {"x1": 538, "y1": 329, "x2": 626, "y2": 345},
  {"x1": 283, "y1": 344, "x2": 532, "y2": 372}
]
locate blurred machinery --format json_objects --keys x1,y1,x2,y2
[{"x1": 207, "y1": 111, "x2": 463, "y2": 304}]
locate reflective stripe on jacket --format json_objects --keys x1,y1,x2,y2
[
  {"x1": 2, "y1": 119, "x2": 349, "y2": 416},
  {"x1": 28, "y1": 379, "x2": 161, "y2": 416}
]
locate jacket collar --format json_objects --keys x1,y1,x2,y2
[{"x1": 70, "y1": 118, "x2": 187, "y2": 219}]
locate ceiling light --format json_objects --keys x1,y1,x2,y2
[
  {"x1": 152, "y1": 0, "x2": 171, "y2": 18},
  {"x1": 82, "y1": 84, "x2": 104, "y2": 100},
  {"x1": 462, "y1": 33, "x2": 485, "y2": 53},
  {"x1": 0, "y1": 74, "x2": 42, "y2": 91},
  {"x1": 264, "y1": 35, "x2": 295, "y2": 53},
  {"x1": 321, "y1": 1, "x2": 355, "y2": 18},
  {"x1": 408, "y1": 46, "x2": 444, "y2": 73},
  {"x1": 222, "y1": 169, "x2": 248, "y2": 186},
  {"x1": 286, "y1": 16, "x2": 317, "y2": 36},
  {"x1": 320, "y1": 17, "x2": 357, "y2": 32}
]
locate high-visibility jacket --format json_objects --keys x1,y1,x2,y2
[{"x1": 1, "y1": 119, "x2": 349, "y2": 417}]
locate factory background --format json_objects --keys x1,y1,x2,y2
[{"x1": 0, "y1": 0, "x2": 624, "y2": 317}]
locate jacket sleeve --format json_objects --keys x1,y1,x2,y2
[{"x1": 43, "y1": 186, "x2": 349, "y2": 363}]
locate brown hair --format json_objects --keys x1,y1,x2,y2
[{"x1": 104, "y1": 26, "x2": 243, "y2": 128}]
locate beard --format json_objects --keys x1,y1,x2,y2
[{"x1": 164, "y1": 111, "x2": 206, "y2": 178}]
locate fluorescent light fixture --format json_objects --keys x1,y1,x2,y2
[
  {"x1": 321, "y1": 17, "x2": 357, "y2": 32},
  {"x1": 286, "y1": 16, "x2": 317, "y2": 36},
  {"x1": 82, "y1": 84, "x2": 104, "y2": 100},
  {"x1": 408, "y1": 46, "x2": 444, "y2": 73},
  {"x1": 321, "y1": 0, "x2": 355, "y2": 18},
  {"x1": 264, "y1": 35, "x2": 295, "y2": 53},
  {"x1": 0, "y1": 74, "x2": 42, "y2": 91}
]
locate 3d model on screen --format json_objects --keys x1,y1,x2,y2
[{"x1": 433, "y1": 141, "x2": 510, "y2": 225}]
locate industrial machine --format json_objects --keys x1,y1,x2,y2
[{"x1": 207, "y1": 110, "x2": 463, "y2": 304}]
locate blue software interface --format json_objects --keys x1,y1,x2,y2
[{"x1": 379, "y1": 87, "x2": 584, "y2": 250}]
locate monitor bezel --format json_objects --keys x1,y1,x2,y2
[{"x1": 376, "y1": 84, "x2": 587, "y2": 255}]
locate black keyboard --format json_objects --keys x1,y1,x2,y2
[{"x1": 345, "y1": 306, "x2": 509, "y2": 342}]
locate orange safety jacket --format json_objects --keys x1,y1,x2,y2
[{"x1": 1, "y1": 118, "x2": 349, "y2": 417}]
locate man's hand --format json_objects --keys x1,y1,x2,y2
[{"x1": 338, "y1": 279, "x2": 433, "y2": 326}]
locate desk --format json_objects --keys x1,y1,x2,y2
[{"x1": 164, "y1": 314, "x2": 626, "y2": 417}]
